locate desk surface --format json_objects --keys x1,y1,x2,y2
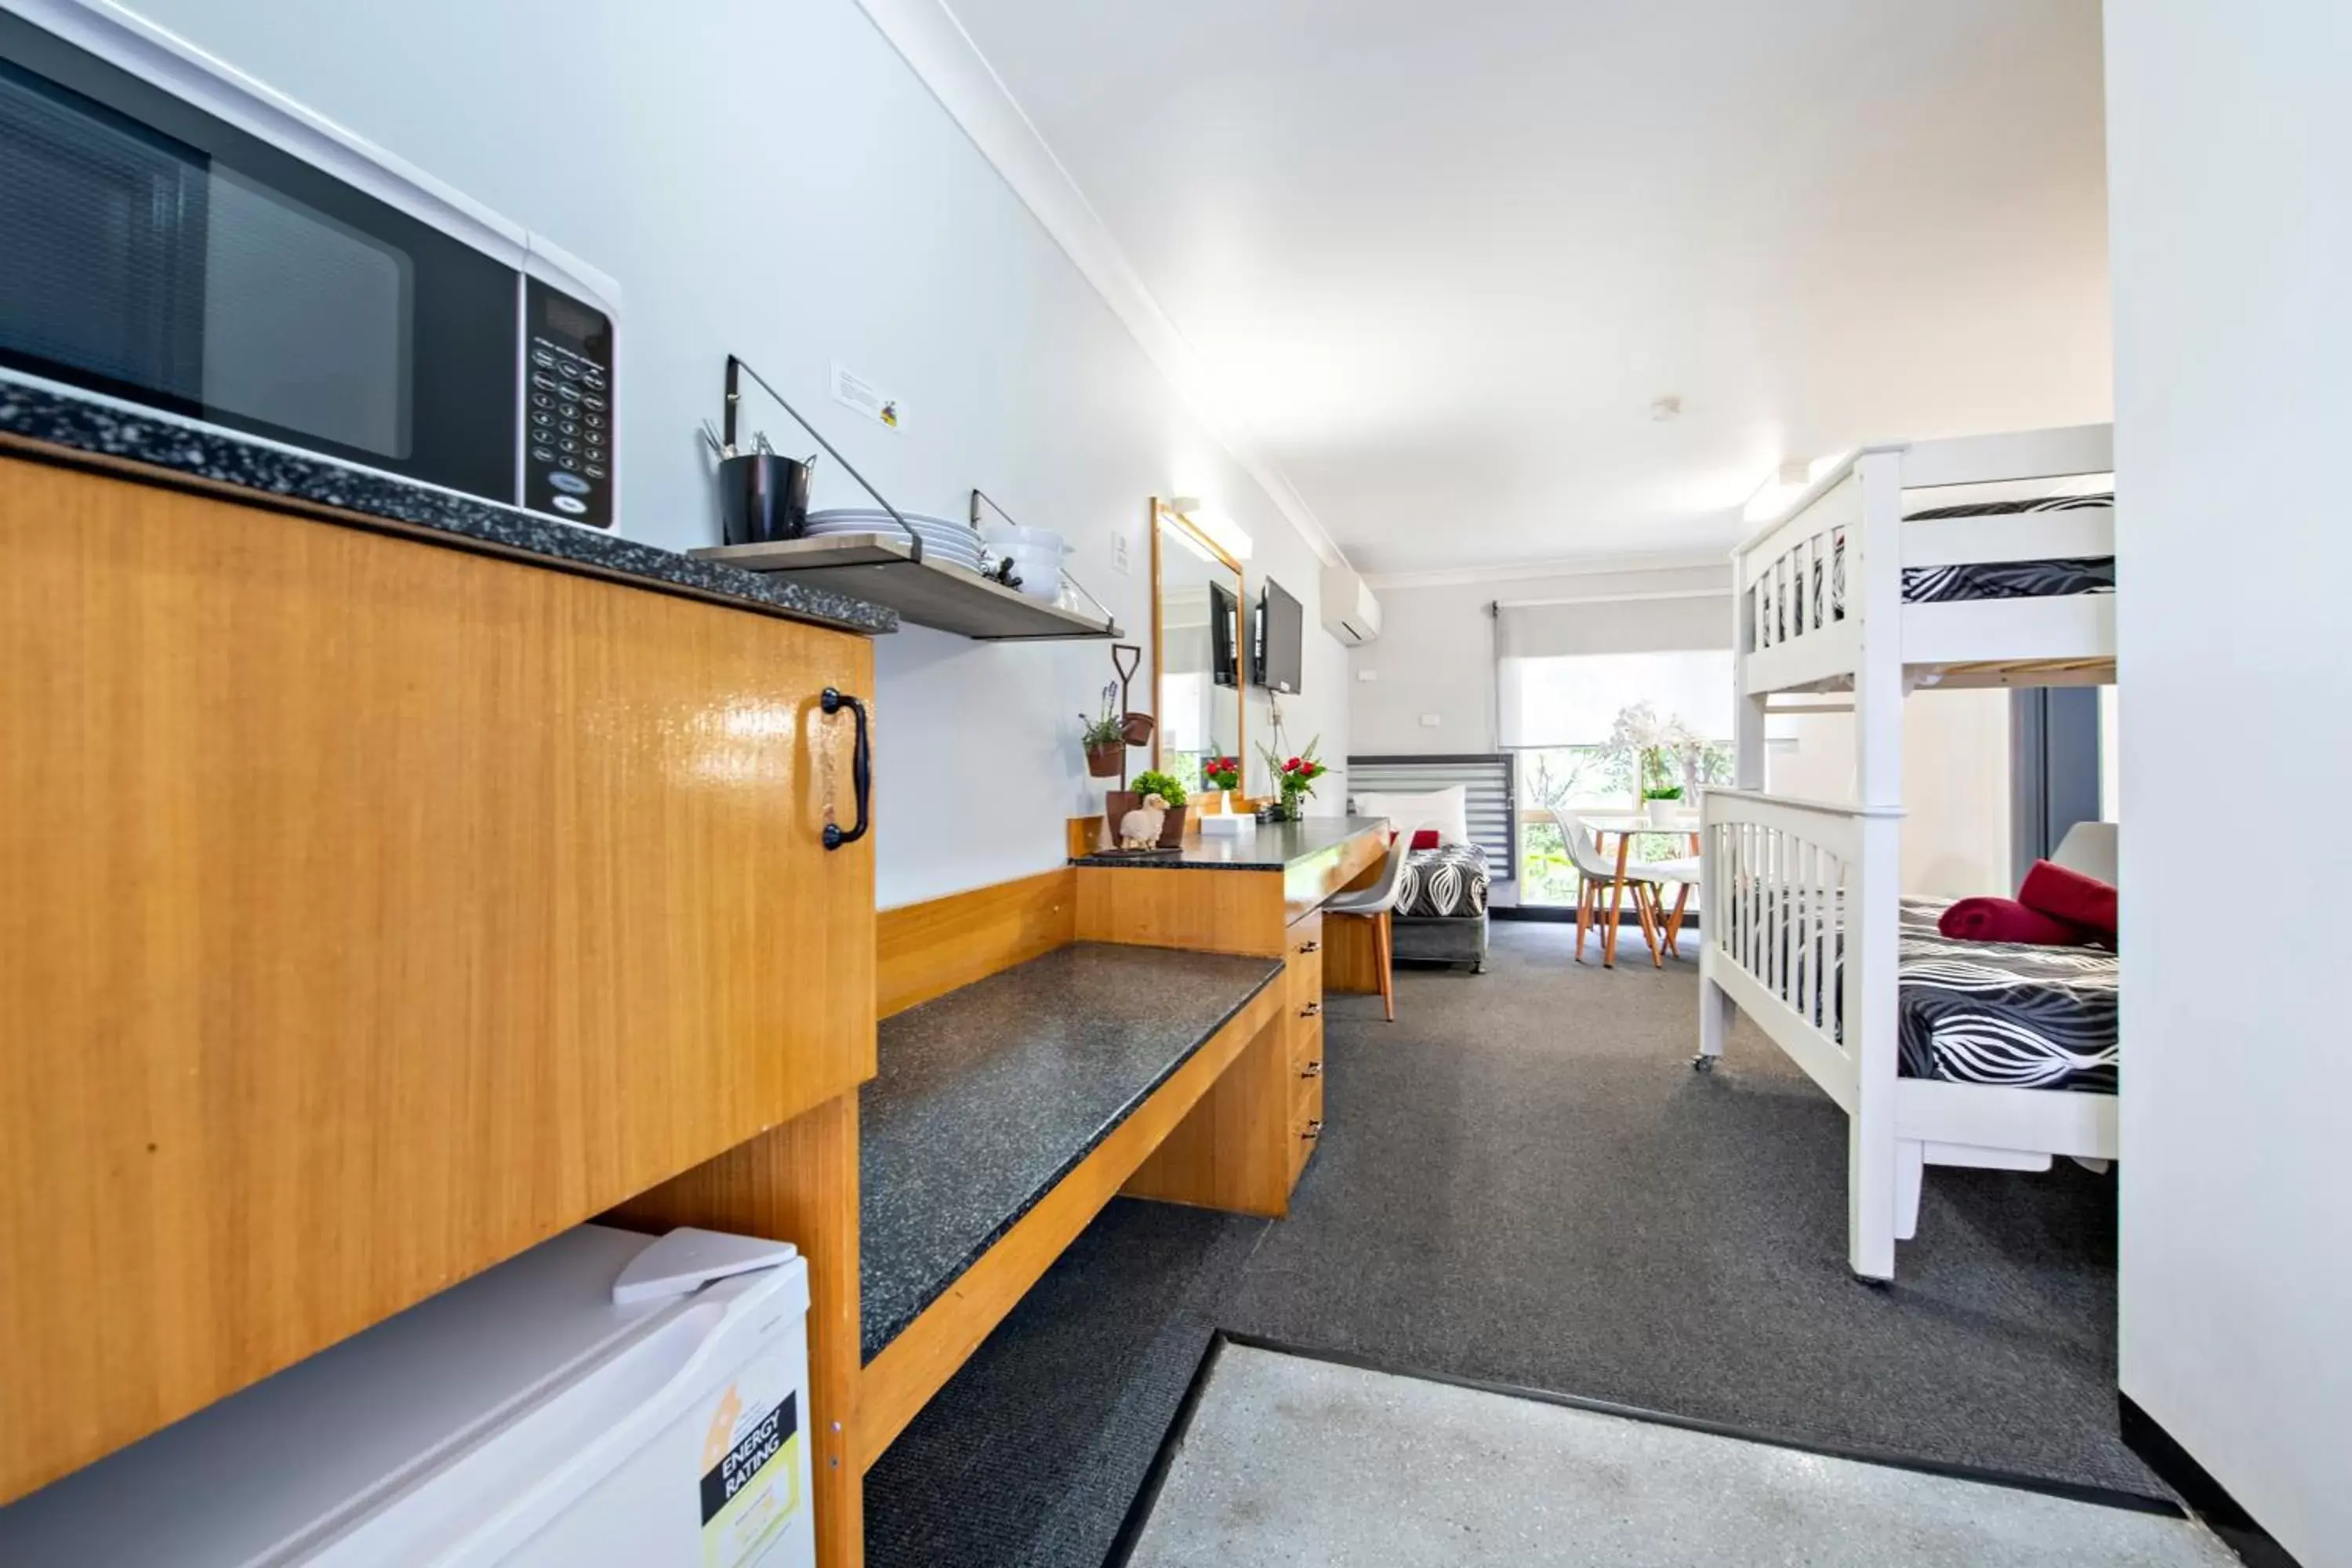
[
  {"x1": 1069, "y1": 815, "x2": 1386, "y2": 872},
  {"x1": 858, "y1": 942, "x2": 1282, "y2": 1360}
]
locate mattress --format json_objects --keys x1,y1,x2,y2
[
  {"x1": 1395, "y1": 842, "x2": 1490, "y2": 920},
  {"x1": 1774, "y1": 895, "x2": 2118, "y2": 1092},
  {"x1": 1766, "y1": 492, "x2": 2115, "y2": 642},
  {"x1": 1894, "y1": 897, "x2": 2118, "y2": 1092}
]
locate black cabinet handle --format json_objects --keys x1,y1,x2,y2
[
  {"x1": 821, "y1": 688, "x2": 869, "y2": 851},
  {"x1": 1301, "y1": 1061, "x2": 1323, "y2": 1079},
  {"x1": 1300, "y1": 1001, "x2": 1322, "y2": 1018},
  {"x1": 1302, "y1": 1120, "x2": 1323, "y2": 1141},
  {"x1": 1298, "y1": 940, "x2": 1321, "y2": 953}
]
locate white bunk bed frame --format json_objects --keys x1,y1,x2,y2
[{"x1": 1697, "y1": 423, "x2": 2119, "y2": 1283}]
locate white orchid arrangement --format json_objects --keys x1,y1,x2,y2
[{"x1": 1608, "y1": 702, "x2": 1700, "y2": 799}]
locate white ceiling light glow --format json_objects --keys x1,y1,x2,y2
[{"x1": 1167, "y1": 495, "x2": 1254, "y2": 561}]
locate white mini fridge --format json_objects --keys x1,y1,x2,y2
[{"x1": 0, "y1": 1224, "x2": 816, "y2": 1568}]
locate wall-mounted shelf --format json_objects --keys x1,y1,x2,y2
[{"x1": 694, "y1": 534, "x2": 1123, "y2": 641}]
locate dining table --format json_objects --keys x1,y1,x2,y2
[{"x1": 1578, "y1": 811, "x2": 1703, "y2": 967}]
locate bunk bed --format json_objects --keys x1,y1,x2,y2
[{"x1": 1695, "y1": 424, "x2": 2118, "y2": 1283}]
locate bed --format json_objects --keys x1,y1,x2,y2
[
  {"x1": 1392, "y1": 840, "x2": 1490, "y2": 972},
  {"x1": 1698, "y1": 424, "x2": 2121, "y2": 1282}
]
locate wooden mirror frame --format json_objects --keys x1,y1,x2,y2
[{"x1": 1148, "y1": 497, "x2": 1246, "y2": 787}]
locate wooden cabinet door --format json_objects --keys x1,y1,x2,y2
[{"x1": 0, "y1": 458, "x2": 877, "y2": 1501}]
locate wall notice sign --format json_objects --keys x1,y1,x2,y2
[
  {"x1": 699, "y1": 1379, "x2": 800, "y2": 1567},
  {"x1": 831, "y1": 364, "x2": 905, "y2": 432}
]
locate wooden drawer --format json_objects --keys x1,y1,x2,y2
[
  {"x1": 1290, "y1": 1080, "x2": 1326, "y2": 1184},
  {"x1": 1284, "y1": 910, "x2": 1325, "y2": 1007},
  {"x1": 1289, "y1": 1008, "x2": 1325, "y2": 1073}
]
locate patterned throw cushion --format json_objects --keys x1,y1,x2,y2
[{"x1": 1396, "y1": 843, "x2": 1490, "y2": 919}]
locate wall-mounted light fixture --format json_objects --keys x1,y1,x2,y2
[
  {"x1": 1740, "y1": 454, "x2": 1848, "y2": 525},
  {"x1": 1166, "y1": 495, "x2": 1254, "y2": 561}
]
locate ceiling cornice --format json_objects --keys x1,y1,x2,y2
[
  {"x1": 1364, "y1": 546, "x2": 1733, "y2": 592},
  {"x1": 851, "y1": 0, "x2": 1350, "y2": 572}
]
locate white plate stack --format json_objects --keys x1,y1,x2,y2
[
  {"x1": 980, "y1": 523, "x2": 1069, "y2": 601},
  {"x1": 804, "y1": 509, "x2": 986, "y2": 573}
]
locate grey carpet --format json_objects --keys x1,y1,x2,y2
[{"x1": 865, "y1": 920, "x2": 2153, "y2": 1568}]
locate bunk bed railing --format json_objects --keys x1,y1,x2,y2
[{"x1": 1696, "y1": 789, "x2": 1903, "y2": 1115}]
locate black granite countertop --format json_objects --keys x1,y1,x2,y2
[
  {"x1": 0, "y1": 376, "x2": 896, "y2": 637},
  {"x1": 858, "y1": 942, "x2": 1283, "y2": 1360},
  {"x1": 1069, "y1": 815, "x2": 1387, "y2": 871}
]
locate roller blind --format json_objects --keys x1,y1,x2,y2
[{"x1": 1494, "y1": 593, "x2": 1735, "y2": 749}]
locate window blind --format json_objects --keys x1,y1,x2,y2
[
  {"x1": 1494, "y1": 593, "x2": 1733, "y2": 749},
  {"x1": 1347, "y1": 754, "x2": 1516, "y2": 880}
]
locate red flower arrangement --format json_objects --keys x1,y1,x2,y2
[
  {"x1": 1203, "y1": 755, "x2": 1242, "y2": 792},
  {"x1": 1257, "y1": 737, "x2": 1328, "y2": 806}
]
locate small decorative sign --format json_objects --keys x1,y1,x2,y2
[{"x1": 831, "y1": 363, "x2": 905, "y2": 432}]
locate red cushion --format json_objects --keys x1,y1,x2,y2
[
  {"x1": 1938, "y1": 896, "x2": 2095, "y2": 946},
  {"x1": 2017, "y1": 858, "x2": 2118, "y2": 937},
  {"x1": 1387, "y1": 829, "x2": 1443, "y2": 850}
]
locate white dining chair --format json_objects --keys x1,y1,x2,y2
[
  {"x1": 1323, "y1": 824, "x2": 1421, "y2": 1022},
  {"x1": 1550, "y1": 810, "x2": 1703, "y2": 967}
]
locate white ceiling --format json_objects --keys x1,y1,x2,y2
[{"x1": 942, "y1": 0, "x2": 2112, "y2": 578}]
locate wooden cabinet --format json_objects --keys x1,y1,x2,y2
[
  {"x1": 0, "y1": 458, "x2": 877, "y2": 1504},
  {"x1": 1286, "y1": 910, "x2": 1327, "y2": 1184}
]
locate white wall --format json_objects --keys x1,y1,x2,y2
[
  {"x1": 2106, "y1": 6, "x2": 2352, "y2": 1563},
  {"x1": 1350, "y1": 564, "x2": 1730, "y2": 753},
  {"x1": 1358, "y1": 564, "x2": 2009, "y2": 900},
  {"x1": 1768, "y1": 691, "x2": 2012, "y2": 899},
  {"x1": 130, "y1": 0, "x2": 1348, "y2": 908}
]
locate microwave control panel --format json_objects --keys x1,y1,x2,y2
[{"x1": 521, "y1": 278, "x2": 615, "y2": 529}]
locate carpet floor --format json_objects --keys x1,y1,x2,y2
[{"x1": 865, "y1": 920, "x2": 2152, "y2": 1568}]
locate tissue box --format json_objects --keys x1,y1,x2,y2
[{"x1": 1200, "y1": 814, "x2": 1254, "y2": 837}]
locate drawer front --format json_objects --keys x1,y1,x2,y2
[
  {"x1": 1290, "y1": 1082, "x2": 1325, "y2": 1185},
  {"x1": 1285, "y1": 911, "x2": 1325, "y2": 1006},
  {"x1": 1289, "y1": 1009, "x2": 1325, "y2": 1076}
]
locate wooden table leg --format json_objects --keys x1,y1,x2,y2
[{"x1": 1605, "y1": 832, "x2": 1633, "y2": 968}]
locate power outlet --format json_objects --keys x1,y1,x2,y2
[
  {"x1": 1357, "y1": 669, "x2": 1377, "y2": 682},
  {"x1": 1419, "y1": 713, "x2": 1442, "y2": 728},
  {"x1": 1110, "y1": 532, "x2": 1131, "y2": 575}
]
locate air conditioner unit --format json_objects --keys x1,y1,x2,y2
[{"x1": 1319, "y1": 564, "x2": 1381, "y2": 646}]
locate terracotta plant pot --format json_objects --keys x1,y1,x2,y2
[
  {"x1": 1105, "y1": 792, "x2": 1188, "y2": 847},
  {"x1": 1084, "y1": 741, "x2": 1124, "y2": 778},
  {"x1": 1120, "y1": 712, "x2": 1156, "y2": 746}
]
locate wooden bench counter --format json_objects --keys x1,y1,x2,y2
[
  {"x1": 859, "y1": 943, "x2": 1283, "y2": 1361},
  {"x1": 854, "y1": 942, "x2": 1285, "y2": 1466}
]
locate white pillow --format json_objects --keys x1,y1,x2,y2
[{"x1": 1355, "y1": 785, "x2": 1471, "y2": 846}]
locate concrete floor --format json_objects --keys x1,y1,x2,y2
[{"x1": 1126, "y1": 1345, "x2": 2234, "y2": 1568}]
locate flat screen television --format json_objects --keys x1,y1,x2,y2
[
  {"x1": 1254, "y1": 578, "x2": 1304, "y2": 695},
  {"x1": 1210, "y1": 579, "x2": 1241, "y2": 688}
]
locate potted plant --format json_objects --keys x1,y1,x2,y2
[
  {"x1": 1107, "y1": 768, "x2": 1192, "y2": 846},
  {"x1": 1609, "y1": 702, "x2": 1697, "y2": 818},
  {"x1": 1120, "y1": 710, "x2": 1156, "y2": 746},
  {"x1": 1080, "y1": 683, "x2": 1125, "y2": 778},
  {"x1": 1256, "y1": 738, "x2": 1328, "y2": 822},
  {"x1": 1202, "y1": 754, "x2": 1241, "y2": 811}
]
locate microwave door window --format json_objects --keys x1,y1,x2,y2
[
  {"x1": 0, "y1": 58, "x2": 205, "y2": 405},
  {"x1": 201, "y1": 166, "x2": 412, "y2": 459}
]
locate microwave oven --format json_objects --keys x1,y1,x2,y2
[{"x1": 0, "y1": 0, "x2": 621, "y2": 528}]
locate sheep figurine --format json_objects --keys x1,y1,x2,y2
[{"x1": 1117, "y1": 793, "x2": 1171, "y2": 849}]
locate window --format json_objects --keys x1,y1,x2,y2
[{"x1": 1501, "y1": 648, "x2": 1734, "y2": 906}]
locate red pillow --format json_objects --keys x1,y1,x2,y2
[
  {"x1": 1938, "y1": 896, "x2": 2094, "y2": 946},
  {"x1": 2017, "y1": 859, "x2": 2118, "y2": 938},
  {"x1": 1388, "y1": 829, "x2": 1442, "y2": 850}
]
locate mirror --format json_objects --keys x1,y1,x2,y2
[{"x1": 1152, "y1": 499, "x2": 1245, "y2": 799}]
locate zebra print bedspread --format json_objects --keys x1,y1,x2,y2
[
  {"x1": 1896, "y1": 898, "x2": 2118, "y2": 1091},
  {"x1": 1396, "y1": 842, "x2": 1490, "y2": 920},
  {"x1": 1770, "y1": 493, "x2": 2115, "y2": 641},
  {"x1": 1772, "y1": 897, "x2": 2118, "y2": 1091}
]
